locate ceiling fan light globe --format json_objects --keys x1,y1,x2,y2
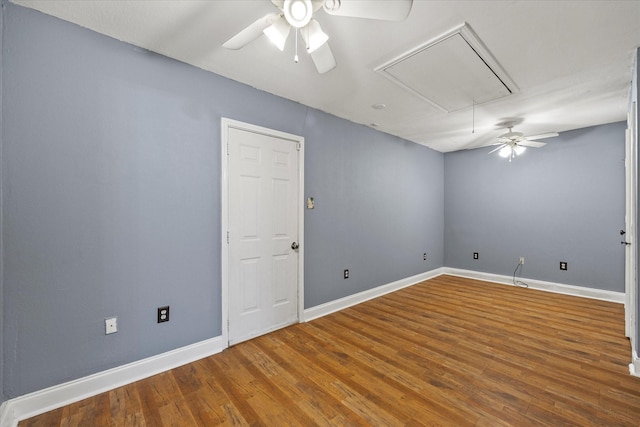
[
  {"x1": 263, "y1": 17, "x2": 291, "y2": 51},
  {"x1": 291, "y1": 2, "x2": 306, "y2": 19},
  {"x1": 498, "y1": 146, "x2": 512, "y2": 158},
  {"x1": 284, "y1": 0, "x2": 313, "y2": 28},
  {"x1": 514, "y1": 145, "x2": 526, "y2": 155}
]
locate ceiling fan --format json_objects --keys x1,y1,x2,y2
[
  {"x1": 222, "y1": 0, "x2": 413, "y2": 74},
  {"x1": 488, "y1": 122, "x2": 558, "y2": 161}
]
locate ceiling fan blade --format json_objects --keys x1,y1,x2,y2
[
  {"x1": 526, "y1": 132, "x2": 559, "y2": 140},
  {"x1": 488, "y1": 144, "x2": 506, "y2": 154},
  {"x1": 519, "y1": 140, "x2": 547, "y2": 148},
  {"x1": 323, "y1": 0, "x2": 413, "y2": 21},
  {"x1": 222, "y1": 13, "x2": 280, "y2": 50},
  {"x1": 309, "y1": 41, "x2": 336, "y2": 74}
]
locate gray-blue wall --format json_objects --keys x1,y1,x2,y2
[
  {"x1": 304, "y1": 109, "x2": 444, "y2": 307},
  {"x1": 1, "y1": 3, "x2": 444, "y2": 398},
  {"x1": 444, "y1": 122, "x2": 626, "y2": 291}
]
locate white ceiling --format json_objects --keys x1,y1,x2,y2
[{"x1": 13, "y1": 0, "x2": 640, "y2": 152}]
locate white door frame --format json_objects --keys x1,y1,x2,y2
[
  {"x1": 220, "y1": 118, "x2": 305, "y2": 347},
  {"x1": 625, "y1": 103, "x2": 637, "y2": 343},
  {"x1": 627, "y1": 101, "x2": 639, "y2": 368}
]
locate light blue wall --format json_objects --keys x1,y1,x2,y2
[
  {"x1": 1, "y1": 3, "x2": 443, "y2": 398},
  {"x1": 444, "y1": 122, "x2": 626, "y2": 291},
  {"x1": 304, "y1": 109, "x2": 444, "y2": 307},
  {"x1": 3, "y1": 3, "x2": 223, "y2": 398}
]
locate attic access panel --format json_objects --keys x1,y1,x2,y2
[{"x1": 376, "y1": 24, "x2": 518, "y2": 113}]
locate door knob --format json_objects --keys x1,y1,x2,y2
[{"x1": 291, "y1": 241, "x2": 299, "y2": 250}]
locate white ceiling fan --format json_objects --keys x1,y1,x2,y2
[
  {"x1": 222, "y1": 0, "x2": 413, "y2": 74},
  {"x1": 488, "y1": 122, "x2": 558, "y2": 161}
]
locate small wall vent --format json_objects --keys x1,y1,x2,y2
[{"x1": 375, "y1": 23, "x2": 518, "y2": 113}]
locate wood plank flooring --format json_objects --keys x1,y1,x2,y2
[{"x1": 20, "y1": 275, "x2": 640, "y2": 426}]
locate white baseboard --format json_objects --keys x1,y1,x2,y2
[
  {"x1": 0, "y1": 336, "x2": 226, "y2": 427},
  {"x1": 443, "y1": 268, "x2": 625, "y2": 304},
  {"x1": 0, "y1": 403, "x2": 9, "y2": 427},
  {"x1": 303, "y1": 267, "x2": 447, "y2": 322},
  {"x1": 630, "y1": 351, "x2": 640, "y2": 377},
  {"x1": 302, "y1": 266, "x2": 624, "y2": 323}
]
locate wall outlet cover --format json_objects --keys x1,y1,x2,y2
[
  {"x1": 105, "y1": 317, "x2": 117, "y2": 335},
  {"x1": 157, "y1": 306, "x2": 170, "y2": 323}
]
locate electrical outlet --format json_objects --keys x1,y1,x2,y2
[
  {"x1": 157, "y1": 306, "x2": 170, "y2": 323},
  {"x1": 473, "y1": 252, "x2": 479, "y2": 260},
  {"x1": 105, "y1": 317, "x2": 117, "y2": 335},
  {"x1": 344, "y1": 269, "x2": 349, "y2": 279},
  {"x1": 423, "y1": 253, "x2": 427, "y2": 261},
  {"x1": 519, "y1": 257, "x2": 525, "y2": 265},
  {"x1": 560, "y1": 261, "x2": 568, "y2": 271}
]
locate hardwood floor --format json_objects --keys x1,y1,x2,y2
[{"x1": 21, "y1": 275, "x2": 640, "y2": 426}]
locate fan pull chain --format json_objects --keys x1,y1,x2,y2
[
  {"x1": 472, "y1": 99, "x2": 475, "y2": 134},
  {"x1": 294, "y1": 28, "x2": 299, "y2": 63},
  {"x1": 305, "y1": 25, "x2": 310, "y2": 51}
]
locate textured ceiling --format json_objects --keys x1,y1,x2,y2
[{"x1": 13, "y1": 0, "x2": 640, "y2": 152}]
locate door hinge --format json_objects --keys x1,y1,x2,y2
[
  {"x1": 226, "y1": 142, "x2": 230, "y2": 156},
  {"x1": 227, "y1": 231, "x2": 229, "y2": 244},
  {"x1": 296, "y1": 141, "x2": 301, "y2": 151}
]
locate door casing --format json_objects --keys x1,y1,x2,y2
[
  {"x1": 220, "y1": 118, "x2": 305, "y2": 347},
  {"x1": 626, "y1": 102, "x2": 638, "y2": 351}
]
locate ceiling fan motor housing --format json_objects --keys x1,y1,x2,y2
[
  {"x1": 284, "y1": 0, "x2": 314, "y2": 28},
  {"x1": 501, "y1": 131, "x2": 524, "y2": 140},
  {"x1": 323, "y1": 0, "x2": 341, "y2": 12}
]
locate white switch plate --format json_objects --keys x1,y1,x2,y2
[{"x1": 105, "y1": 317, "x2": 118, "y2": 335}]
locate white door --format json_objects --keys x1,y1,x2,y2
[
  {"x1": 625, "y1": 102, "x2": 637, "y2": 343},
  {"x1": 226, "y1": 123, "x2": 301, "y2": 345}
]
